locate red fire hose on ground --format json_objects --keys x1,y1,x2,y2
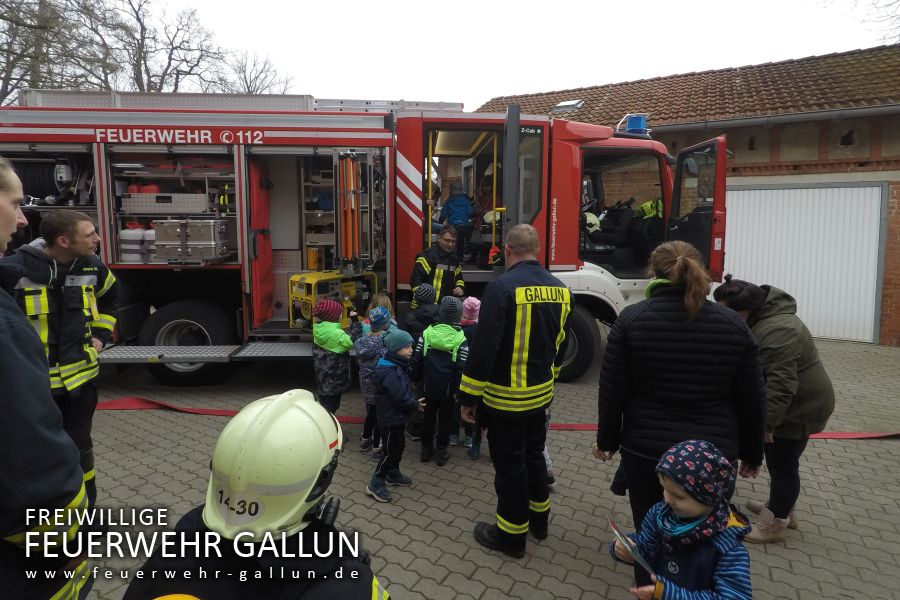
[{"x1": 98, "y1": 397, "x2": 898, "y2": 439}]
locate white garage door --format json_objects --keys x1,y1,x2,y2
[{"x1": 724, "y1": 186, "x2": 884, "y2": 342}]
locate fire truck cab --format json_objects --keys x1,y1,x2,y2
[{"x1": 0, "y1": 90, "x2": 726, "y2": 385}]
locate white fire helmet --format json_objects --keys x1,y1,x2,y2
[
  {"x1": 584, "y1": 211, "x2": 600, "y2": 233},
  {"x1": 202, "y1": 389, "x2": 343, "y2": 540}
]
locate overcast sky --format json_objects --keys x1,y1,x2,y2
[{"x1": 185, "y1": 0, "x2": 887, "y2": 111}]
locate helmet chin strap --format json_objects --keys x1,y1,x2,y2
[{"x1": 303, "y1": 495, "x2": 341, "y2": 527}]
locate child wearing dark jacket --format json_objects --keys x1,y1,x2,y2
[
  {"x1": 312, "y1": 299, "x2": 361, "y2": 414},
  {"x1": 367, "y1": 329, "x2": 424, "y2": 503},
  {"x1": 411, "y1": 296, "x2": 468, "y2": 466},
  {"x1": 354, "y1": 305, "x2": 393, "y2": 453},
  {"x1": 610, "y1": 440, "x2": 752, "y2": 600},
  {"x1": 403, "y1": 283, "x2": 440, "y2": 340}
]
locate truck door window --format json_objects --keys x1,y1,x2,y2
[
  {"x1": 668, "y1": 146, "x2": 717, "y2": 267},
  {"x1": 518, "y1": 130, "x2": 543, "y2": 225},
  {"x1": 579, "y1": 152, "x2": 663, "y2": 279}
]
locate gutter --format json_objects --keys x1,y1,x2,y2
[{"x1": 650, "y1": 104, "x2": 900, "y2": 133}]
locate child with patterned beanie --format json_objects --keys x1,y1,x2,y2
[
  {"x1": 610, "y1": 439, "x2": 752, "y2": 600},
  {"x1": 355, "y1": 305, "x2": 393, "y2": 453}
]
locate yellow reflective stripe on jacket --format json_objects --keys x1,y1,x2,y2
[
  {"x1": 416, "y1": 257, "x2": 432, "y2": 275},
  {"x1": 485, "y1": 379, "x2": 554, "y2": 397},
  {"x1": 82, "y1": 469, "x2": 96, "y2": 482},
  {"x1": 496, "y1": 514, "x2": 528, "y2": 535},
  {"x1": 371, "y1": 575, "x2": 390, "y2": 600},
  {"x1": 82, "y1": 288, "x2": 99, "y2": 321},
  {"x1": 61, "y1": 364, "x2": 99, "y2": 391},
  {"x1": 454, "y1": 266, "x2": 464, "y2": 288},
  {"x1": 510, "y1": 303, "x2": 532, "y2": 388},
  {"x1": 3, "y1": 483, "x2": 87, "y2": 545},
  {"x1": 90, "y1": 313, "x2": 117, "y2": 332},
  {"x1": 555, "y1": 297, "x2": 572, "y2": 355},
  {"x1": 552, "y1": 365, "x2": 561, "y2": 379},
  {"x1": 432, "y1": 269, "x2": 443, "y2": 300},
  {"x1": 529, "y1": 498, "x2": 551, "y2": 513},
  {"x1": 459, "y1": 374, "x2": 487, "y2": 397},
  {"x1": 97, "y1": 269, "x2": 116, "y2": 297},
  {"x1": 49, "y1": 559, "x2": 89, "y2": 600},
  {"x1": 483, "y1": 388, "x2": 553, "y2": 412}
]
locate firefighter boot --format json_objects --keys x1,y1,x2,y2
[
  {"x1": 529, "y1": 508, "x2": 549, "y2": 540},
  {"x1": 474, "y1": 522, "x2": 525, "y2": 559}
]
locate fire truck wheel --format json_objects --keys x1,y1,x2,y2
[
  {"x1": 139, "y1": 300, "x2": 238, "y2": 386},
  {"x1": 557, "y1": 305, "x2": 602, "y2": 383}
]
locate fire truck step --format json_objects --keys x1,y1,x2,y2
[
  {"x1": 232, "y1": 342, "x2": 314, "y2": 360},
  {"x1": 99, "y1": 345, "x2": 240, "y2": 364}
]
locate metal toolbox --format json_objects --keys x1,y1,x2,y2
[
  {"x1": 155, "y1": 241, "x2": 231, "y2": 261},
  {"x1": 122, "y1": 193, "x2": 210, "y2": 214},
  {"x1": 152, "y1": 219, "x2": 235, "y2": 262}
]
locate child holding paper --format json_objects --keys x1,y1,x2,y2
[{"x1": 610, "y1": 440, "x2": 752, "y2": 600}]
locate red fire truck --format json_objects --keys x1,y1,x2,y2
[{"x1": 0, "y1": 90, "x2": 726, "y2": 384}]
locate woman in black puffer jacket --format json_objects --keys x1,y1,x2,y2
[{"x1": 593, "y1": 241, "x2": 767, "y2": 586}]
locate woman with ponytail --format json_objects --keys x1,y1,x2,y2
[{"x1": 592, "y1": 241, "x2": 767, "y2": 587}]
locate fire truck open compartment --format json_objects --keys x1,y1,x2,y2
[{"x1": 0, "y1": 92, "x2": 728, "y2": 386}]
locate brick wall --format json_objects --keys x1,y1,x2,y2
[{"x1": 658, "y1": 115, "x2": 900, "y2": 345}]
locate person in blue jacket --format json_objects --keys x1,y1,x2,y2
[
  {"x1": 610, "y1": 440, "x2": 753, "y2": 600},
  {"x1": 367, "y1": 329, "x2": 425, "y2": 503},
  {"x1": 438, "y1": 181, "x2": 474, "y2": 262}
]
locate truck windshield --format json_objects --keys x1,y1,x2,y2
[{"x1": 579, "y1": 152, "x2": 664, "y2": 279}]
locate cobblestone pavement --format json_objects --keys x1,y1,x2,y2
[{"x1": 87, "y1": 339, "x2": 900, "y2": 599}]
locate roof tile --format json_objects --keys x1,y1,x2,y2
[{"x1": 477, "y1": 45, "x2": 900, "y2": 127}]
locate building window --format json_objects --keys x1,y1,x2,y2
[
  {"x1": 840, "y1": 130, "x2": 856, "y2": 146},
  {"x1": 748, "y1": 136, "x2": 756, "y2": 151}
]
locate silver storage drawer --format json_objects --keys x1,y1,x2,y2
[
  {"x1": 152, "y1": 219, "x2": 235, "y2": 262},
  {"x1": 155, "y1": 241, "x2": 231, "y2": 261},
  {"x1": 122, "y1": 193, "x2": 210, "y2": 214}
]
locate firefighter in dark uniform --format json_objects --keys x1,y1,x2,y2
[
  {"x1": 2, "y1": 210, "x2": 120, "y2": 508},
  {"x1": 0, "y1": 158, "x2": 92, "y2": 599},
  {"x1": 459, "y1": 224, "x2": 572, "y2": 558},
  {"x1": 409, "y1": 224, "x2": 465, "y2": 308}
]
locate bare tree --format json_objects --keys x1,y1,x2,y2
[
  {"x1": 868, "y1": 0, "x2": 900, "y2": 40},
  {"x1": 207, "y1": 50, "x2": 292, "y2": 95},
  {"x1": 115, "y1": 0, "x2": 222, "y2": 92},
  {"x1": 0, "y1": 0, "x2": 292, "y2": 103}
]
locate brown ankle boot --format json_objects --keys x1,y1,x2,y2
[
  {"x1": 745, "y1": 499, "x2": 798, "y2": 529},
  {"x1": 745, "y1": 507, "x2": 790, "y2": 544}
]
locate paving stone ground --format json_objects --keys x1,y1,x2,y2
[{"x1": 86, "y1": 339, "x2": 900, "y2": 599}]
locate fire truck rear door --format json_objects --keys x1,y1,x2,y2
[
  {"x1": 668, "y1": 136, "x2": 727, "y2": 280},
  {"x1": 248, "y1": 159, "x2": 275, "y2": 327}
]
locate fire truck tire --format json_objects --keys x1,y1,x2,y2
[
  {"x1": 557, "y1": 305, "x2": 602, "y2": 383},
  {"x1": 139, "y1": 300, "x2": 238, "y2": 386}
]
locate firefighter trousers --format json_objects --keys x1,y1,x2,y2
[
  {"x1": 483, "y1": 409, "x2": 550, "y2": 549},
  {"x1": 53, "y1": 380, "x2": 99, "y2": 508}
]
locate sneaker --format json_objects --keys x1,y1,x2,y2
[
  {"x1": 359, "y1": 437, "x2": 373, "y2": 452},
  {"x1": 366, "y1": 479, "x2": 392, "y2": 503},
  {"x1": 385, "y1": 470, "x2": 413, "y2": 486},
  {"x1": 468, "y1": 445, "x2": 481, "y2": 460},
  {"x1": 463, "y1": 435, "x2": 474, "y2": 448},
  {"x1": 406, "y1": 430, "x2": 421, "y2": 442},
  {"x1": 435, "y1": 448, "x2": 449, "y2": 466},
  {"x1": 746, "y1": 499, "x2": 798, "y2": 529},
  {"x1": 449, "y1": 434, "x2": 459, "y2": 446},
  {"x1": 371, "y1": 449, "x2": 383, "y2": 462},
  {"x1": 421, "y1": 447, "x2": 434, "y2": 463},
  {"x1": 745, "y1": 507, "x2": 790, "y2": 544}
]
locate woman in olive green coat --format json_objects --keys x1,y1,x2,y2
[{"x1": 714, "y1": 276, "x2": 835, "y2": 543}]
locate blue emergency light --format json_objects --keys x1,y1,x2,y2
[{"x1": 624, "y1": 114, "x2": 648, "y2": 135}]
